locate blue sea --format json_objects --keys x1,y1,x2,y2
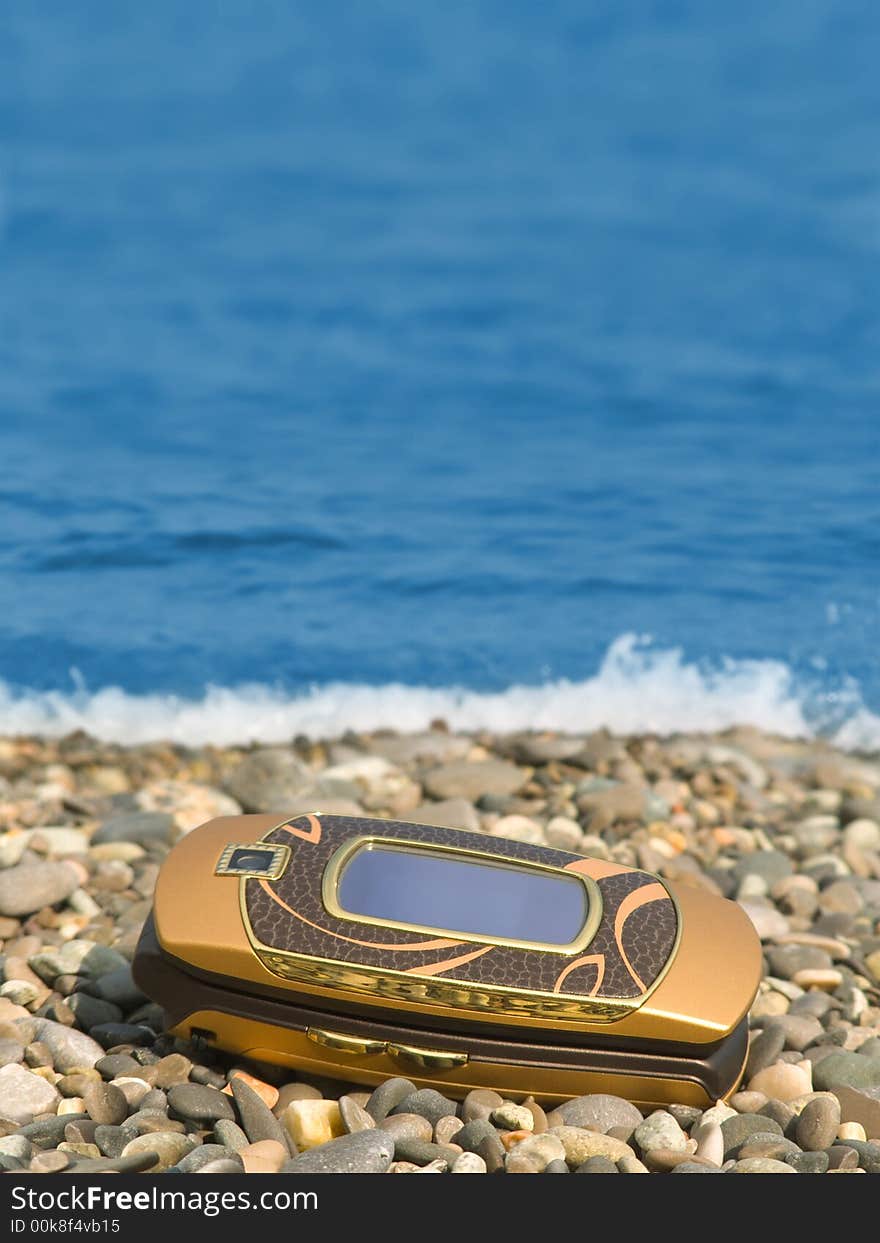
[{"x1": 1, "y1": 2, "x2": 879, "y2": 747}]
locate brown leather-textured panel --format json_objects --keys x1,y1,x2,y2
[{"x1": 244, "y1": 815, "x2": 678, "y2": 1001}]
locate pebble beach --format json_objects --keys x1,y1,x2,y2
[{"x1": 1, "y1": 724, "x2": 879, "y2": 1175}]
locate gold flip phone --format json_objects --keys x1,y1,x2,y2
[{"x1": 133, "y1": 813, "x2": 762, "y2": 1108}]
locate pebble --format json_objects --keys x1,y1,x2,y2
[
  {"x1": 176, "y1": 1144, "x2": 243, "y2": 1173},
  {"x1": 491, "y1": 1103, "x2": 534, "y2": 1132},
  {"x1": 549, "y1": 1126, "x2": 634, "y2": 1165},
  {"x1": 167, "y1": 1082, "x2": 235, "y2": 1124},
  {"x1": 94, "y1": 1124, "x2": 137, "y2": 1158},
  {"x1": 30, "y1": 1019, "x2": 104, "y2": 1072},
  {"x1": 633, "y1": 1111, "x2": 689, "y2": 1153},
  {"x1": 120, "y1": 1132, "x2": 193, "y2": 1172},
  {"x1": 813, "y1": 1052, "x2": 880, "y2": 1093},
  {"x1": 0, "y1": 862, "x2": 82, "y2": 917},
  {"x1": 423, "y1": 759, "x2": 527, "y2": 802},
  {"x1": 283, "y1": 1099, "x2": 344, "y2": 1150},
  {"x1": 390, "y1": 1088, "x2": 457, "y2": 1129},
  {"x1": 222, "y1": 750, "x2": 314, "y2": 814},
  {"x1": 282, "y1": 1130, "x2": 395, "y2": 1174},
  {"x1": 237, "y1": 1139, "x2": 286, "y2": 1174},
  {"x1": 461, "y1": 1088, "x2": 504, "y2": 1123},
  {"x1": 229, "y1": 1076, "x2": 291, "y2": 1150},
  {"x1": 576, "y1": 1155, "x2": 619, "y2": 1173},
  {"x1": 732, "y1": 1157, "x2": 797, "y2": 1173},
  {"x1": 338, "y1": 1094, "x2": 376, "y2": 1135},
  {"x1": 748, "y1": 1061, "x2": 812, "y2": 1102},
  {"x1": 434, "y1": 1115, "x2": 463, "y2": 1145},
  {"x1": 504, "y1": 1133, "x2": 566, "y2": 1173},
  {"x1": 720, "y1": 1114, "x2": 783, "y2": 1158},
  {"x1": 0, "y1": 1063, "x2": 60, "y2": 1123},
  {"x1": 91, "y1": 812, "x2": 174, "y2": 846},
  {"x1": 795, "y1": 1096, "x2": 840, "y2": 1151},
  {"x1": 451, "y1": 1151, "x2": 487, "y2": 1173},
  {"x1": 213, "y1": 1120, "x2": 250, "y2": 1152},
  {"x1": 692, "y1": 1121, "x2": 724, "y2": 1166},
  {"x1": 365, "y1": 1077, "x2": 416, "y2": 1122},
  {"x1": 547, "y1": 1093, "x2": 644, "y2": 1136},
  {"x1": 379, "y1": 1113, "x2": 434, "y2": 1143}
]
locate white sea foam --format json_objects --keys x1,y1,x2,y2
[{"x1": 0, "y1": 634, "x2": 877, "y2": 749}]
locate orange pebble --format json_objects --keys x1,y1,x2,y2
[
  {"x1": 500, "y1": 1129, "x2": 532, "y2": 1151},
  {"x1": 222, "y1": 1070, "x2": 280, "y2": 1108}
]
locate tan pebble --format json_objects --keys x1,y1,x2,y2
[
  {"x1": 793, "y1": 968, "x2": 843, "y2": 991},
  {"x1": 549, "y1": 1126, "x2": 633, "y2": 1165},
  {"x1": 57, "y1": 1142, "x2": 100, "y2": 1158},
  {"x1": 521, "y1": 1095, "x2": 549, "y2": 1134},
  {"x1": 57, "y1": 1097, "x2": 85, "y2": 1115},
  {"x1": 273, "y1": 1083, "x2": 322, "y2": 1116},
  {"x1": 644, "y1": 1147, "x2": 704, "y2": 1171},
  {"x1": 751, "y1": 991, "x2": 790, "y2": 1018},
  {"x1": 837, "y1": 1122, "x2": 867, "y2": 1142},
  {"x1": 827, "y1": 1167, "x2": 866, "y2": 1174},
  {"x1": 730, "y1": 1091, "x2": 768, "y2": 1113},
  {"x1": 239, "y1": 1140, "x2": 287, "y2": 1173},
  {"x1": 283, "y1": 1099, "x2": 343, "y2": 1150},
  {"x1": 222, "y1": 1070, "x2": 279, "y2": 1109},
  {"x1": 434, "y1": 1115, "x2": 463, "y2": 1145},
  {"x1": 30, "y1": 1150, "x2": 70, "y2": 1172},
  {"x1": 748, "y1": 1061, "x2": 812, "y2": 1102},
  {"x1": 388, "y1": 1161, "x2": 420, "y2": 1173}
]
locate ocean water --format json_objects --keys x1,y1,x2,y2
[{"x1": 1, "y1": 2, "x2": 879, "y2": 747}]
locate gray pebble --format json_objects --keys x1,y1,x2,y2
[
  {"x1": 547, "y1": 1093, "x2": 643, "y2": 1137},
  {"x1": 177, "y1": 1144, "x2": 243, "y2": 1173},
  {"x1": 393, "y1": 1138, "x2": 459, "y2": 1166},
  {"x1": 213, "y1": 1120, "x2": 249, "y2": 1152},
  {"x1": 575, "y1": 1156, "x2": 619, "y2": 1173},
  {"x1": 784, "y1": 1149, "x2": 829, "y2": 1174},
  {"x1": 391, "y1": 1088, "x2": 458, "y2": 1129},
  {"x1": 67, "y1": 994, "x2": 123, "y2": 1030},
  {"x1": 670, "y1": 1161, "x2": 725, "y2": 1174},
  {"x1": 92, "y1": 812, "x2": 174, "y2": 846},
  {"x1": 229, "y1": 1076, "x2": 292, "y2": 1151},
  {"x1": 339, "y1": 1094, "x2": 375, "y2": 1135},
  {"x1": 90, "y1": 1023, "x2": 155, "y2": 1049},
  {"x1": 167, "y1": 1082, "x2": 235, "y2": 1124},
  {"x1": 720, "y1": 1113, "x2": 782, "y2": 1158},
  {"x1": 95, "y1": 1054, "x2": 140, "y2": 1080},
  {"x1": 92, "y1": 968, "x2": 147, "y2": 1009},
  {"x1": 30, "y1": 1019, "x2": 104, "y2": 1073},
  {"x1": 365, "y1": 1077, "x2": 415, "y2": 1122},
  {"x1": 66, "y1": 1151, "x2": 163, "y2": 1174},
  {"x1": 745, "y1": 1025, "x2": 785, "y2": 1078},
  {"x1": 94, "y1": 1124, "x2": 137, "y2": 1158},
  {"x1": 795, "y1": 1096, "x2": 840, "y2": 1151},
  {"x1": 138, "y1": 1090, "x2": 168, "y2": 1113},
  {"x1": 456, "y1": 1118, "x2": 498, "y2": 1153},
  {"x1": 840, "y1": 1140, "x2": 880, "y2": 1173},
  {"x1": 544, "y1": 1158, "x2": 569, "y2": 1173},
  {"x1": 813, "y1": 1051, "x2": 880, "y2": 1093},
  {"x1": 19, "y1": 1114, "x2": 88, "y2": 1149},
  {"x1": 282, "y1": 1130, "x2": 395, "y2": 1174}
]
